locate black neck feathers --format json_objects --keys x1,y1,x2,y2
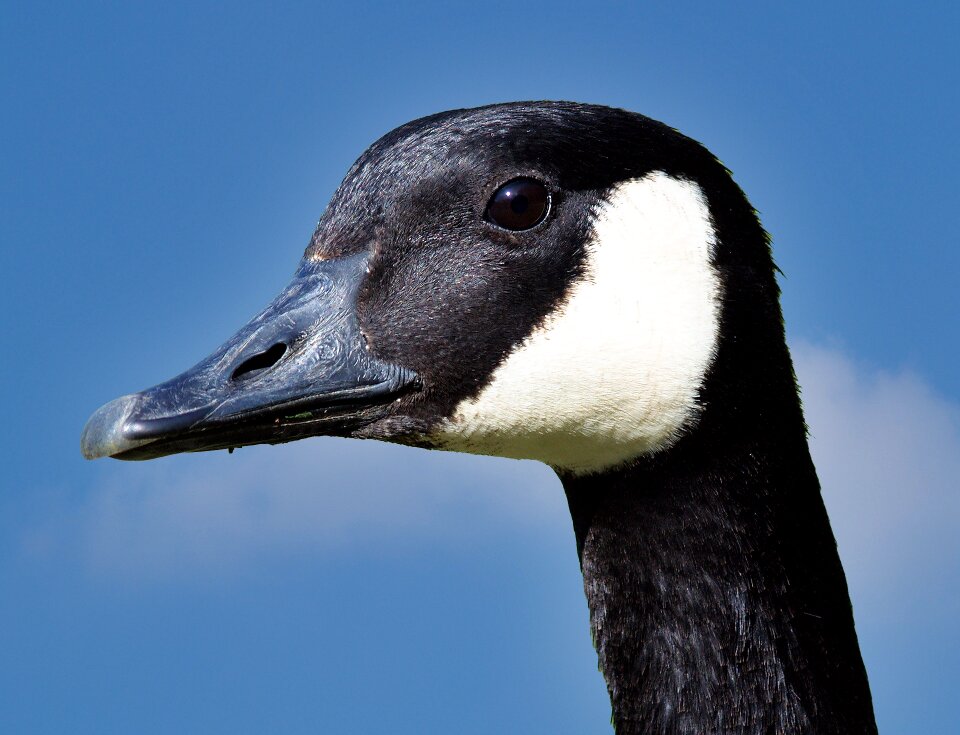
[{"x1": 562, "y1": 392, "x2": 877, "y2": 735}]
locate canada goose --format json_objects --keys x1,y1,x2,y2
[{"x1": 82, "y1": 102, "x2": 878, "y2": 734}]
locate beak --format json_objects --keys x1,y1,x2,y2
[{"x1": 81, "y1": 251, "x2": 419, "y2": 460}]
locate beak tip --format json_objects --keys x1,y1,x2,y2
[{"x1": 80, "y1": 394, "x2": 144, "y2": 460}]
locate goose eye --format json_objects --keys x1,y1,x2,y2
[{"x1": 486, "y1": 178, "x2": 550, "y2": 231}]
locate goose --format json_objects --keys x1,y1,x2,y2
[{"x1": 81, "y1": 101, "x2": 878, "y2": 734}]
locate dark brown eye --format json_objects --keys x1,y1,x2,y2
[{"x1": 486, "y1": 177, "x2": 550, "y2": 231}]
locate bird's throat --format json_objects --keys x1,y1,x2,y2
[{"x1": 561, "y1": 434, "x2": 878, "y2": 735}]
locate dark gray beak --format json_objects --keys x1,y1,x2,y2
[{"x1": 81, "y1": 251, "x2": 419, "y2": 460}]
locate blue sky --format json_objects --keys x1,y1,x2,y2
[{"x1": 2, "y1": 2, "x2": 958, "y2": 733}]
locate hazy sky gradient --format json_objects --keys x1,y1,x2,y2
[{"x1": 2, "y1": 2, "x2": 957, "y2": 733}]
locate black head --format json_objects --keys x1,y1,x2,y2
[{"x1": 81, "y1": 102, "x2": 787, "y2": 473}]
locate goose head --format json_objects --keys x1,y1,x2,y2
[{"x1": 81, "y1": 101, "x2": 773, "y2": 476}]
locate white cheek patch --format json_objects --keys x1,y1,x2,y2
[{"x1": 433, "y1": 172, "x2": 722, "y2": 475}]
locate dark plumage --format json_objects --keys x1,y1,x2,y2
[{"x1": 82, "y1": 102, "x2": 878, "y2": 734}]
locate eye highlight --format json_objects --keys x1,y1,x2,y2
[{"x1": 486, "y1": 178, "x2": 550, "y2": 231}]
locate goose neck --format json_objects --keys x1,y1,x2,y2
[{"x1": 560, "y1": 434, "x2": 877, "y2": 735}]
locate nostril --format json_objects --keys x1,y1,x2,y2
[{"x1": 231, "y1": 343, "x2": 288, "y2": 382}]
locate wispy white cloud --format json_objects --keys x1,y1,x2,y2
[
  {"x1": 70, "y1": 438, "x2": 564, "y2": 580},
  {"x1": 792, "y1": 342, "x2": 960, "y2": 622},
  {"x1": 33, "y1": 343, "x2": 960, "y2": 600}
]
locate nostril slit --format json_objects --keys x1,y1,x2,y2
[{"x1": 231, "y1": 343, "x2": 288, "y2": 382}]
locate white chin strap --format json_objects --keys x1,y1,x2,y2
[{"x1": 436, "y1": 171, "x2": 722, "y2": 476}]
